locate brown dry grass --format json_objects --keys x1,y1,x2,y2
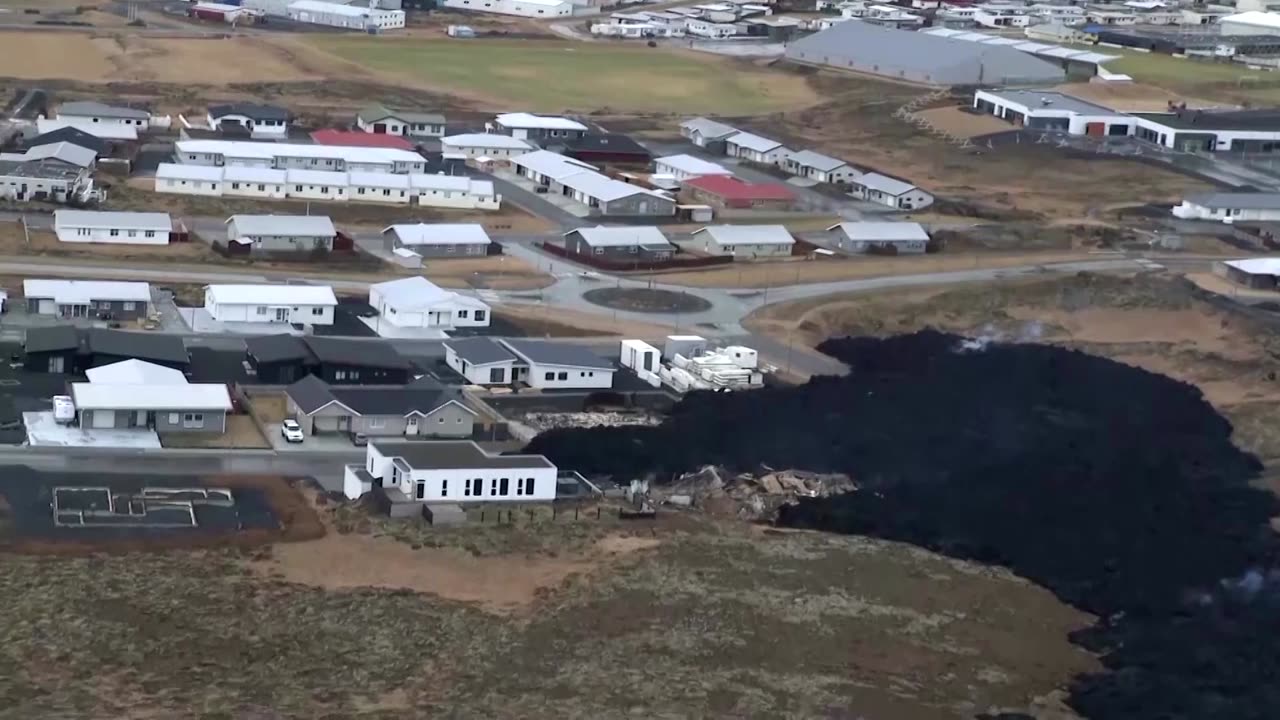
[
  {"x1": 246, "y1": 391, "x2": 288, "y2": 426},
  {"x1": 913, "y1": 105, "x2": 1012, "y2": 138},
  {"x1": 159, "y1": 415, "x2": 269, "y2": 450},
  {"x1": 425, "y1": 254, "x2": 554, "y2": 291},
  {"x1": 0, "y1": 222, "x2": 217, "y2": 263},
  {"x1": 496, "y1": 302, "x2": 678, "y2": 338},
  {"x1": 1051, "y1": 81, "x2": 1225, "y2": 113}
]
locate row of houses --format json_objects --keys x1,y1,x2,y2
[
  {"x1": 510, "y1": 150, "x2": 677, "y2": 217},
  {"x1": 678, "y1": 117, "x2": 934, "y2": 210},
  {"x1": 155, "y1": 163, "x2": 500, "y2": 209}
]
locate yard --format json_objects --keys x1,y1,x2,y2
[
  {"x1": 159, "y1": 415, "x2": 270, "y2": 449},
  {"x1": 1103, "y1": 51, "x2": 1280, "y2": 106},
  {"x1": 0, "y1": 221, "x2": 218, "y2": 264},
  {"x1": 307, "y1": 37, "x2": 819, "y2": 114}
]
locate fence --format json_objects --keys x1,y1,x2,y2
[{"x1": 539, "y1": 241, "x2": 733, "y2": 272}]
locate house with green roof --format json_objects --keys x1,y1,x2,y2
[{"x1": 355, "y1": 104, "x2": 447, "y2": 138}]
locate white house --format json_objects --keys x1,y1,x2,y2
[
  {"x1": 693, "y1": 224, "x2": 795, "y2": 258},
  {"x1": 36, "y1": 117, "x2": 139, "y2": 141},
  {"x1": 23, "y1": 279, "x2": 151, "y2": 319},
  {"x1": 724, "y1": 131, "x2": 791, "y2": 165},
  {"x1": 827, "y1": 221, "x2": 929, "y2": 254},
  {"x1": 53, "y1": 210, "x2": 171, "y2": 245},
  {"x1": 156, "y1": 163, "x2": 224, "y2": 196},
  {"x1": 440, "y1": 133, "x2": 533, "y2": 159},
  {"x1": 206, "y1": 103, "x2": 291, "y2": 139},
  {"x1": 491, "y1": 112, "x2": 588, "y2": 142},
  {"x1": 653, "y1": 154, "x2": 734, "y2": 181},
  {"x1": 850, "y1": 172, "x2": 934, "y2": 210},
  {"x1": 356, "y1": 104, "x2": 446, "y2": 138},
  {"x1": 443, "y1": 337, "x2": 520, "y2": 385},
  {"x1": 287, "y1": 169, "x2": 350, "y2": 202},
  {"x1": 349, "y1": 171, "x2": 412, "y2": 204},
  {"x1": 57, "y1": 101, "x2": 152, "y2": 131},
  {"x1": 500, "y1": 339, "x2": 616, "y2": 389},
  {"x1": 412, "y1": 175, "x2": 500, "y2": 210},
  {"x1": 383, "y1": 223, "x2": 493, "y2": 258},
  {"x1": 679, "y1": 117, "x2": 739, "y2": 149},
  {"x1": 343, "y1": 440, "x2": 558, "y2": 502},
  {"x1": 286, "y1": 0, "x2": 406, "y2": 29},
  {"x1": 368, "y1": 276, "x2": 491, "y2": 331},
  {"x1": 442, "y1": 0, "x2": 572, "y2": 16},
  {"x1": 223, "y1": 166, "x2": 288, "y2": 199},
  {"x1": 225, "y1": 215, "x2": 337, "y2": 253},
  {"x1": 1172, "y1": 192, "x2": 1280, "y2": 222},
  {"x1": 512, "y1": 150, "x2": 597, "y2": 186},
  {"x1": 203, "y1": 284, "x2": 338, "y2": 326},
  {"x1": 685, "y1": 19, "x2": 739, "y2": 37},
  {"x1": 174, "y1": 139, "x2": 427, "y2": 174},
  {"x1": 782, "y1": 150, "x2": 859, "y2": 184}
]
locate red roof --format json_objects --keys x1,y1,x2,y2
[
  {"x1": 684, "y1": 174, "x2": 795, "y2": 201},
  {"x1": 309, "y1": 130, "x2": 414, "y2": 150}
]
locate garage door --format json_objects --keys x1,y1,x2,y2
[
  {"x1": 91, "y1": 410, "x2": 115, "y2": 429},
  {"x1": 314, "y1": 416, "x2": 340, "y2": 433},
  {"x1": 38, "y1": 299, "x2": 54, "y2": 314}
]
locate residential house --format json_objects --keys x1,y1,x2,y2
[
  {"x1": 850, "y1": 172, "x2": 934, "y2": 209},
  {"x1": 1217, "y1": 258, "x2": 1280, "y2": 290},
  {"x1": 70, "y1": 381, "x2": 231, "y2": 433},
  {"x1": 440, "y1": 133, "x2": 533, "y2": 159},
  {"x1": 383, "y1": 223, "x2": 491, "y2": 258},
  {"x1": 26, "y1": 127, "x2": 112, "y2": 158},
  {"x1": 206, "y1": 103, "x2": 291, "y2": 138},
  {"x1": 562, "y1": 225, "x2": 676, "y2": 261},
  {"x1": 500, "y1": 339, "x2": 617, "y2": 389},
  {"x1": 682, "y1": 175, "x2": 795, "y2": 210},
  {"x1": 35, "y1": 117, "x2": 138, "y2": 143},
  {"x1": 53, "y1": 210, "x2": 171, "y2": 245},
  {"x1": 369, "y1": 276, "x2": 491, "y2": 331},
  {"x1": 310, "y1": 129, "x2": 415, "y2": 150},
  {"x1": 512, "y1": 149, "x2": 597, "y2": 186},
  {"x1": 653, "y1": 154, "x2": 733, "y2": 181},
  {"x1": 222, "y1": 166, "x2": 288, "y2": 199},
  {"x1": 1172, "y1": 192, "x2": 1280, "y2": 222},
  {"x1": 284, "y1": 374, "x2": 475, "y2": 437},
  {"x1": 348, "y1": 171, "x2": 411, "y2": 204},
  {"x1": 685, "y1": 19, "x2": 739, "y2": 37},
  {"x1": 57, "y1": 101, "x2": 152, "y2": 130},
  {"x1": 23, "y1": 327, "x2": 189, "y2": 373},
  {"x1": 559, "y1": 133, "x2": 653, "y2": 165},
  {"x1": 0, "y1": 142, "x2": 97, "y2": 170},
  {"x1": 441, "y1": 0, "x2": 573, "y2": 17},
  {"x1": 174, "y1": 140, "x2": 427, "y2": 174},
  {"x1": 679, "y1": 117, "x2": 739, "y2": 153},
  {"x1": 305, "y1": 336, "x2": 414, "y2": 385},
  {"x1": 203, "y1": 284, "x2": 338, "y2": 326},
  {"x1": 971, "y1": 89, "x2": 1135, "y2": 137},
  {"x1": 782, "y1": 150, "x2": 859, "y2": 184},
  {"x1": 692, "y1": 224, "x2": 795, "y2": 258},
  {"x1": 443, "y1": 337, "x2": 520, "y2": 385},
  {"x1": 23, "y1": 279, "x2": 151, "y2": 321},
  {"x1": 286, "y1": 169, "x2": 350, "y2": 201},
  {"x1": 724, "y1": 131, "x2": 791, "y2": 165},
  {"x1": 225, "y1": 215, "x2": 337, "y2": 253},
  {"x1": 827, "y1": 221, "x2": 929, "y2": 254},
  {"x1": 356, "y1": 104, "x2": 447, "y2": 138},
  {"x1": 342, "y1": 440, "x2": 558, "y2": 502},
  {"x1": 85, "y1": 358, "x2": 186, "y2": 385},
  {"x1": 245, "y1": 334, "x2": 316, "y2": 384},
  {"x1": 490, "y1": 112, "x2": 588, "y2": 143},
  {"x1": 410, "y1": 175, "x2": 500, "y2": 210},
  {"x1": 285, "y1": 0, "x2": 406, "y2": 30},
  {"x1": 156, "y1": 162, "x2": 223, "y2": 197}
]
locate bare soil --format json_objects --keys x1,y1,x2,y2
[
  {"x1": 0, "y1": 221, "x2": 218, "y2": 263},
  {"x1": 159, "y1": 415, "x2": 269, "y2": 450}
]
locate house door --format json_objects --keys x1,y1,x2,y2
[
  {"x1": 274, "y1": 307, "x2": 288, "y2": 322},
  {"x1": 49, "y1": 356, "x2": 64, "y2": 373},
  {"x1": 406, "y1": 417, "x2": 419, "y2": 436},
  {"x1": 338, "y1": 416, "x2": 351, "y2": 432},
  {"x1": 373, "y1": 123, "x2": 387, "y2": 134}
]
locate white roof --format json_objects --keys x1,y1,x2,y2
[
  {"x1": 655, "y1": 154, "x2": 732, "y2": 176},
  {"x1": 566, "y1": 225, "x2": 672, "y2": 248},
  {"x1": 54, "y1": 210, "x2": 171, "y2": 232},
  {"x1": 157, "y1": 162, "x2": 223, "y2": 182},
  {"x1": 205, "y1": 284, "x2": 337, "y2": 307},
  {"x1": 1222, "y1": 10, "x2": 1280, "y2": 27},
  {"x1": 23, "y1": 279, "x2": 151, "y2": 303},
  {"x1": 560, "y1": 171, "x2": 657, "y2": 202},
  {"x1": 855, "y1": 172, "x2": 918, "y2": 196},
  {"x1": 349, "y1": 171, "x2": 410, "y2": 189},
  {"x1": 494, "y1": 113, "x2": 588, "y2": 131},
  {"x1": 693, "y1": 225, "x2": 795, "y2": 247},
  {"x1": 410, "y1": 174, "x2": 491, "y2": 194},
  {"x1": 726, "y1": 131, "x2": 784, "y2": 153},
  {"x1": 176, "y1": 139, "x2": 423, "y2": 166},
  {"x1": 787, "y1": 150, "x2": 850, "y2": 172},
  {"x1": 1224, "y1": 258, "x2": 1280, "y2": 274},
  {"x1": 289, "y1": 0, "x2": 379, "y2": 15},
  {"x1": 71, "y1": 383, "x2": 232, "y2": 411},
  {"x1": 226, "y1": 215, "x2": 336, "y2": 237},
  {"x1": 385, "y1": 223, "x2": 491, "y2": 246},
  {"x1": 36, "y1": 117, "x2": 138, "y2": 140},
  {"x1": 512, "y1": 150, "x2": 597, "y2": 179},
  {"x1": 371, "y1": 276, "x2": 488, "y2": 310},
  {"x1": 12, "y1": 142, "x2": 98, "y2": 167},
  {"x1": 223, "y1": 166, "x2": 286, "y2": 184},
  {"x1": 86, "y1": 359, "x2": 187, "y2": 385},
  {"x1": 828, "y1": 221, "x2": 929, "y2": 242},
  {"x1": 441, "y1": 133, "x2": 532, "y2": 150},
  {"x1": 286, "y1": 168, "x2": 348, "y2": 185}
]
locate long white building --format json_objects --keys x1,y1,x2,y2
[
  {"x1": 441, "y1": 0, "x2": 571, "y2": 18},
  {"x1": 343, "y1": 440, "x2": 558, "y2": 502},
  {"x1": 203, "y1": 284, "x2": 338, "y2": 326},
  {"x1": 175, "y1": 139, "x2": 427, "y2": 174},
  {"x1": 286, "y1": 0, "x2": 405, "y2": 29},
  {"x1": 53, "y1": 210, "x2": 172, "y2": 245}
]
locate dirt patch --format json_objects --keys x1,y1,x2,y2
[
  {"x1": 1051, "y1": 80, "x2": 1222, "y2": 113},
  {"x1": 0, "y1": 221, "x2": 217, "y2": 263},
  {"x1": 913, "y1": 105, "x2": 1011, "y2": 138},
  {"x1": 582, "y1": 287, "x2": 712, "y2": 313},
  {"x1": 424, "y1": 254, "x2": 554, "y2": 292},
  {"x1": 159, "y1": 415, "x2": 269, "y2": 450}
]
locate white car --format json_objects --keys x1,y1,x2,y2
[{"x1": 281, "y1": 419, "x2": 305, "y2": 444}]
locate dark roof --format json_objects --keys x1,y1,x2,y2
[
  {"x1": 283, "y1": 374, "x2": 333, "y2": 414},
  {"x1": 26, "y1": 127, "x2": 110, "y2": 156},
  {"x1": 562, "y1": 133, "x2": 652, "y2": 157},
  {"x1": 370, "y1": 439, "x2": 554, "y2": 469},
  {"x1": 500, "y1": 339, "x2": 615, "y2": 370},
  {"x1": 182, "y1": 125, "x2": 254, "y2": 140},
  {"x1": 286, "y1": 375, "x2": 465, "y2": 416},
  {"x1": 444, "y1": 337, "x2": 517, "y2": 366},
  {"x1": 208, "y1": 103, "x2": 291, "y2": 123},
  {"x1": 246, "y1": 334, "x2": 314, "y2": 364},
  {"x1": 1131, "y1": 109, "x2": 1280, "y2": 131},
  {"x1": 304, "y1": 337, "x2": 411, "y2": 370},
  {"x1": 22, "y1": 325, "x2": 80, "y2": 354},
  {"x1": 85, "y1": 329, "x2": 189, "y2": 365}
]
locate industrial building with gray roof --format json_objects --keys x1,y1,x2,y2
[{"x1": 784, "y1": 21, "x2": 1066, "y2": 86}]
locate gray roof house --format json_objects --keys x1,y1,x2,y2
[
  {"x1": 693, "y1": 224, "x2": 795, "y2": 259},
  {"x1": 357, "y1": 104, "x2": 447, "y2": 138},
  {"x1": 827, "y1": 221, "x2": 930, "y2": 255},
  {"x1": 562, "y1": 225, "x2": 676, "y2": 261},
  {"x1": 783, "y1": 150, "x2": 859, "y2": 184},
  {"x1": 679, "y1": 117, "x2": 740, "y2": 150},
  {"x1": 284, "y1": 374, "x2": 475, "y2": 439},
  {"x1": 58, "y1": 101, "x2": 151, "y2": 124},
  {"x1": 850, "y1": 172, "x2": 934, "y2": 210},
  {"x1": 0, "y1": 142, "x2": 97, "y2": 169},
  {"x1": 444, "y1": 337, "x2": 616, "y2": 389},
  {"x1": 225, "y1": 214, "x2": 337, "y2": 253},
  {"x1": 784, "y1": 20, "x2": 1067, "y2": 86}
]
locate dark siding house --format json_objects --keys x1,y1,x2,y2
[
  {"x1": 559, "y1": 133, "x2": 652, "y2": 165},
  {"x1": 22, "y1": 327, "x2": 189, "y2": 374},
  {"x1": 245, "y1": 334, "x2": 413, "y2": 385},
  {"x1": 245, "y1": 334, "x2": 315, "y2": 385},
  {"x1": 21, "y1": 325, "x2": 80, "y2": 374}
]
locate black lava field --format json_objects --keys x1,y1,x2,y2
[{"x1": 526, "y1": 331, "x2": 1280, "y2": 718}]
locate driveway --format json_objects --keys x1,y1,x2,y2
[{"x1": 479, "y1": 172, "x2": 586, "y2": 230}]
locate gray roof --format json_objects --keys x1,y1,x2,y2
[
  {"x1": 358, "y1": 103, "x2": 446, "y2": 126},
  {"x1": 785, "y1": 20, "x2": 1066, "y2": 86},
  {"x1": 979, "y1": 89, "x2": 1124, "y2": 117},
  {"x1": 854, "y1": 172, "x2": 919, "y2": 197},
  {"x1": 59, "y1": 101, "x2": 150, "y2": 120},
  {"x1": 693, "y1": 224, "x2": 795, "y2": 247},
  {"x1": 444, "y1": 337, "x2": 517, "y2": 366},
  {"x1": 226, "y1": 215, "x2": 336, "y2": 237},
  {"x1": 828, "y1": 221, "x2": 929, "y2": 242},
  {"x1": 1187, "y1": 192, "x2": 1280, "y2": 210},
  {"x1": 286, "y1": 374, "x2": 466, "y2": 417},
  {"x1": 726, "y1": 131, "x2": 784, "y2": 153},
  {"x1": 680, "y1": 117, "x2": 739, "y2": 140},
  {"x1": 787, "y1": 150, "x2": 850, "y2": 172},
  {"x1": 371, "y1": 439, "x2": 555, "y2": 469},
  {"x1": 23, "y1": 142, "x2": 97, "y2": 167},
  {"x1": 563, "y1": 226, "x2": 673, "y2": 249},
  {"x1": 499, "y1": 339, "x2": 615, "y2": 370}
]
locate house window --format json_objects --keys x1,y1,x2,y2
[
  {"x1": 144, "y1": 230, "x2": 155, "y2": 238},
  {"x1": 232, "y1": 182, "x2": 241, "y2": 190},
  {"x1": 109, "y1": 229, "x2": 119, "y2": 237},
  {"x1": 499, "y1": 477, "x2": 509, "y2": 495},
  {"x1": 489, "y1": 478, "x2": 497, "y2": 496},
  {"x1": 415, "y1": 480, "x2": 425, "y2": 500},
  {"x1": 321, "y1": 186, "x2": 329, "y2": 194},
  {"x1": 557, "y1": 372, "x2": 567, "y2": 381},
  {"x1": 258, "y1": 184, "x2": 265, "y2": 191},
  {"x1": 311, "y1": 307, "x2": 324, "y2": 316},
  {"x1": 369, "y1": 418, "x2": 386, "y2": 429},
  {"x1": 526, "y1": 477, "x2": 536, "y2": 496},
  {"x1": 474, "y1": 310, "x2": 486, "y2": 322},
  {"x1": 544, "y1": 371, "x2": 555, "y2": 381},
  {"x1": 295, "y1": 185, "x2": 303, "y2": 192},
  {"x1": 488, "y1": 367, "x2": 504, "y2": 383},
  {"x1": 256, "y1": 306, "x2": 267, "y2": 315},
  {"x1": 458, "y1": 310, "x2": 468, "y2": 319},
  {"x1": 127, "y1": 230, "x2": 137, "y2": 238},
  {"x1": 123, "y1": 302, "x2": 136, "y2": 311},
  {"x1": 464, "y1": 480, "x2": 471, "y2": 497},
  {"x1": 438, "y1": 416, "x2": 445, "y2": 423},
  {"x1": 168, "y1": 412, "x2": 180, "y2": 425},
  {"x1": 441, "y1": 479, "x2": 448, "y2": 497},
  {"x1": 182, "y1": 413, "x2": 204, "y2": 427}
]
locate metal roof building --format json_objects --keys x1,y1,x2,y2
[{"x1": 785, "y1": 20, "x2": 1066, "y2": 86}]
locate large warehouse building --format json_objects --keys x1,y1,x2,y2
[{"x1": 784, "y1": 20, "x2": 1066, "y2": 86}]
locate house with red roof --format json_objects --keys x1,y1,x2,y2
[
  {"x1": 682, "y1": 175, "x2": 796, "y2": 211},
  {"x1": 310, "y1": 130, "x2": 415, "y2": 150}
]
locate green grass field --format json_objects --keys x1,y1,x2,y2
[
  {"x1": 1105, "y1": 50, "x2": 1280, "y2": 104},
  {"x1": 309, "y1": 37, "x2": 817, "y2": 114}
]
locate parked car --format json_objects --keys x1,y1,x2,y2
[
  {"x1": 351, "y1": 432, "x2": 368, "y2": 447},
  {"x1": 281, "y1": 419, "x2": 304, "y2": 443},
  {"x1": 534, "y1": 185, "x2": 549, "y2": 194}
]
